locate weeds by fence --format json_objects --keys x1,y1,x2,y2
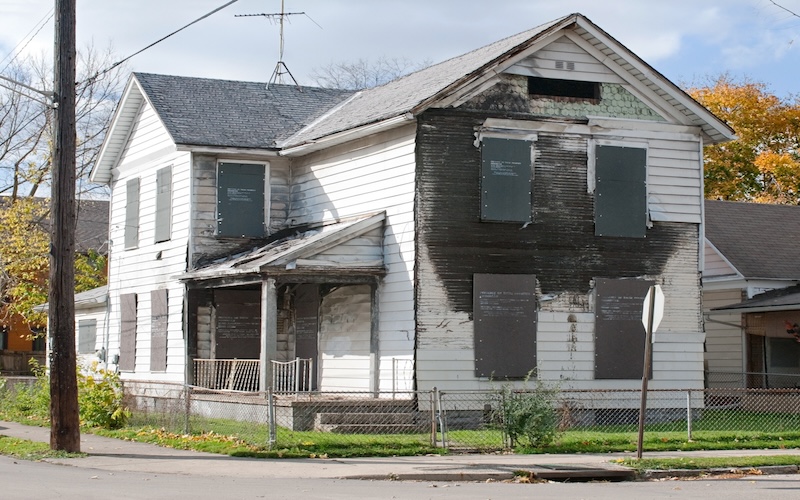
[{"x1": 120, "y1": 379, "x2": 800, "y2": 453}]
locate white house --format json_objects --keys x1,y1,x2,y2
[{"x1": 90, "y1": 13, "x2": 734, "y2": 400}]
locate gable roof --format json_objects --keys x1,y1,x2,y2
[
  {"x1": 93, "y1": 12, "x2": 734, "y2": 181},
  {"x1": 705, "y1": 200, "x2": 800, "y2": 281},
  {"x1": 282, "y1": 12, "x2": 735, "y2": 151}
]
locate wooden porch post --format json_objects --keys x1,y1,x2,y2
[
  {"x1": 259, "y1": 277, "x2": 278, "y2": 392},
  {"x1": 370, "y1": 283, "x2": 380, "y2": 396}
]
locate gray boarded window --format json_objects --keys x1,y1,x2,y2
[
  {"x1": 119, "y1": 293, "x2": 137, "y2": 371},
  {"x1": 594, "y1": 145, "x2": 646, "y2": 237},
  {"x1": 154, "y1": 166, "x2": 172, "y2": 243},
  {"x1": 124, "y1": 178, "x2": 140, "y2": 248},
  {"x1": 480, "y1": 137, "x2": 532, "y2": 223},
  {"x1": 77, "y1": 319, "x2": 97, "y2": 354},
  {"x1": 594, "y1": 278, "x2": 653, "y2": 379},
  {"x1": 474, "y1": 273, "x2": 537, "y2": 378},
  {"x1": 150, "y1": 289, "x2": 168, "y2": 372},
  {"x1": 217, "y1": 163, "x2": 265, "y2": 237}
]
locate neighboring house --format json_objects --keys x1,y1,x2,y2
[
  {"x1": 0, "y1": 198, "x2": 108, "y2": 375},
  {"x1": 90, "y1": 13, "x2": 733, "y2": 400},
  {"x1": 703, "y1": 200, "x2": 800, "y2": 388}
]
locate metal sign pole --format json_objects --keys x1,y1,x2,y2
[{"x1": 636, "y1": 285, "x2": 657, "y2": 459}]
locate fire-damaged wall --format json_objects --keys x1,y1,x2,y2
[{"x1": 414, "y1": 108, "x2": 704, "y2": 390}]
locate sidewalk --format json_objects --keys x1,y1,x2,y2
[{"x1": 1, "y1": 420, "x2": 798, "y2": 481}]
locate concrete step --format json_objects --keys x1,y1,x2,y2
[
  {"x1": 317, "y1": 423, "x2": 429, "y2": 434},
  {"x1": 316, "y1": 412, "x2": 418, "y2": 426}
]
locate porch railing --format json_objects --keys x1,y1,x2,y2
[
  {"x1": 193, "y1": 359, "x2": 260, "y2": 392},
  {"x1": 271, "y1": 357, "x2": 313, "y2": 392}
]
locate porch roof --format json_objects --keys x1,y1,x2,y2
[
  {"x1": 178, "y1": 212, "x2": 386, "y2": 283},
  {"x1": 711, "y1": 285, "x2": 800, "y2": 314}
]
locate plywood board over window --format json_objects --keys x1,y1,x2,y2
[
  {"x1": 150, "y1": 289, "x2": 168, "y2": 371},
  {"x1": 77, "y1": 319, "x2": 97, "y2": 354},
  {"x1": 217, "y1": 162, "x2": 265, "y2": 237},
  {"x1": 594, "y1": 145, "x2": 646, "y2": 238},
  {"x1": 124, "y1": 178, "x2": 140, "y2": 248},
  {"x1": 119, "y1": 293, "x2": 137, "y2": 371},
  {"x1": 154, "y1": 166, "x2": 172, "y2": 243},
  {"x1": 594, "y1": 278, "x2": 653, "y2": 379},
  {"x1": 480, "y1": 138, "x2": 532, "y2": 223},
  {"x1": 474, "y1": 274, "x2": 537, "y2": 378}
]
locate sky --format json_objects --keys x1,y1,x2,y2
[{"x1": 1, "y1": 0, "x2": 800, "y2": 98}]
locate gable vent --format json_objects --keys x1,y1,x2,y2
[{"x1": 555, "y1": 60, "x2": 575, "y2": 71}]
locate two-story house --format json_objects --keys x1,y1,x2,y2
[{"x1": 90, "y1": 13, "x2": 733, "y2": 402}]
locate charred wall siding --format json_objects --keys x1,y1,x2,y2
[{"x1": 415, "y1": 109, "x2": 689, "y2": 314}]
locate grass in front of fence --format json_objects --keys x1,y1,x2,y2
[
  {"x1": 618, "y1": 455, "x2": 800, "y2": 472},
  {"x1": 94, "y1": 417, "x2": 442, "y2": 459}
]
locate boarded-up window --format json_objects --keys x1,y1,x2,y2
[
  {"x1": 77, "y1": 319, "x2": 97, "y2": 354},
  {"x1": 124, "y1": 178, "x2": 140, "y2": 248},
  {"x1": 150, "y1": 289, "x2": 168, "y2": 372},
  {"x1": 480, "y1": 138, "x2": 532, "y2": 223},
  {"x1": 594, "y1": 145, "x2": 647, "y2": 238},
  {"x1": 214, "y1": 290, "x2": 261, "y2": 359},
  {"x1": 474, "y1": 274, "x2": 537, "y2": 378},
  {"x1": 594, "y1": 278, "x2": 653, "y2": 379},
  {"x1": 154, "y1": 166, "x2": 172, "y2": 243},
  {"x1": 119, "y1": 293, "x2": 137, "y2": 371},
  {"x1": 217, "y1": 162, "x2": 265, "y2": 237}
]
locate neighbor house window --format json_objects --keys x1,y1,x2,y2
[
  {"x1": 217, "y1": 162, "x2": 266, "y2": 237},
  {"x1": 473, "y1": 273, "x2": 537, "y2": 378},
  {"x1": 528, "y1": 76, "x2": 600, "y2": 101},
  {"x1": 480, "y1": 137, "x2": 533, "y2": 223},
  {"x1": 119, "y1": 293, "x2": 137, "y2": 371},
  {"x1": 124, "y1": 178, "x2": 140, "y2": 248},
  {"x1": 150, "y1": 289, "x2": 168, "y2": 372},
  {"x1": 77, "y1": 319, "x2": 97, "y2": 354},
  {"x1": 594, "y1": 144, "x2": 647, "y2": 238},
  {"x1": 154, "y1": 166, "x2": 172, "y2": 243}
]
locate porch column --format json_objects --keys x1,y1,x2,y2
[
  {"x1": 259, "y1": 277, "x2": 278, "y2": 392},
  {"x1": 370, "y1": 283, "x2": 380, "y2": 396}
]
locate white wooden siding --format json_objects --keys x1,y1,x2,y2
[
  {"x1": 290, "y1": 124, "x2": 417, "y2": 391},
  {"x1": 105, "y1": 100, "x2": 190, "y2": 382},
  {"x1": 506, "y1": 36, "x2": 626, "y2": 83},
  {"x1": 703, "y1": 288, "x2": 745, "y2": 383},
  {"x1": 703, "y1": 242, "x2": 737, "y2": 277},
  {"x1": 318, "y1": 285, "x2": 372, "y2": 391}
]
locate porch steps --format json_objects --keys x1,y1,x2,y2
[{"x1": 314, "y1": 411, "x2": 427, "y2": 434}]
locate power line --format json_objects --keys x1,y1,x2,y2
[
  {"x1": 0, "y1": 8, "x2": 55, "y2": 73},
  {"x1": 84, "y1": 0, "x2": 240, "y2": 85}
]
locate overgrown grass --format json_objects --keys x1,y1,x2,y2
[
  {"x1": 0, "y1": 435, "x2": 83, "y2": 460},
  {"x1": 93, "y1": 424, "x2": 442, "y2": 458}
]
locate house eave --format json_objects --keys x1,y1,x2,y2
[{"x1": 279, "y1": 114, "x2": 415, "y2": 156}]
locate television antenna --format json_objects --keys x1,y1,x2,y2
[{"x1": 236, "y1": 0, "x2": 321, "y2": 89}]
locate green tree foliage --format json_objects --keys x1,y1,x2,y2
[
  {"x1": 0, "y1": 198, "x2": 107, "y2": 329},
  {"x1": 688, "y1": 75, "x2": 800, "y2": 203}
]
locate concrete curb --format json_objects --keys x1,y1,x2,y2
[{"x1": 642, "y1": 464, "x2": 799, "y2": 480}]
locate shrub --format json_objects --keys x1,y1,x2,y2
[
  {"x1": 77, "y1": 362, "x2": 130, "y2": 429},
  {"x1": 492, "y1": 379, "x2": 560, "y2": 448}
]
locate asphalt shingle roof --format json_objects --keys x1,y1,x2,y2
[
  {"x1": 134, "y1": 73, "x2": 354, "y2": 149},
  {"x1": 705, "y1": 200, "x2": 800, "y2": 280}
]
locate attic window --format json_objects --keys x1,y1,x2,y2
[{"x1": 528, "y1": 76, "x2": 599, "y2": 102}]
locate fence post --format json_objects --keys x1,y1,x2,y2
[
  {"x1": 430, "y1": 388, "x2": 438, "y2": 447},
  {"x1": 183, "y1": 384, "x2": 191, "y2": 435},
  {"x1": 435, "y1": 388, "x2": 447, "y2": 449},
  {"x1": 267, "y1": 387, "x2": 276, "y2": 449},
  {"x1": 686, "y1": 390, "x2": 693, "y2": 441}
]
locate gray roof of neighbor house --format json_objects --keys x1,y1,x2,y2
[
  {"x1": 712, "y1": 284, "x2": 800, "y2": 313},
  {"x1": 705, "y1": 200, "x2": 800, "y2": 281},
  {"x1": 0, "y1": 197, "x2": 108, "y2": 254},
  {"x1": 134, "y1": 73, "x2": 354, "y2": 149}
]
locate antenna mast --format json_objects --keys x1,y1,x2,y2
[{"x1": 236, "y1": 0, "x2": 308, "y2": 88}]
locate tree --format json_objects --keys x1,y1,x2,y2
[
  {"x1": 0, "y1": 45, "x2": 125, "y2": 199},
  {"x1": 687, "y1": 75, "x2": 800, "y2": 203},
  {"x1": 310, "y1": 56, "x2": 430, "y2": 90}
]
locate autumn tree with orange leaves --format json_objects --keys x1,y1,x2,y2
[{"x1": 688, "y1": 75, "x2": 800, "y2": 204}]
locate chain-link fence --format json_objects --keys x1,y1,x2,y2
[{"x1": 122, "y1": 375, "x2": 800, "y2": 453}]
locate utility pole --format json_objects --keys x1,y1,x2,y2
[{"x1": 50, "y1": 0, "x2": 80, "y2": 452}]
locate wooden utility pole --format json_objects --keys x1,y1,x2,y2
[{"x1": 49, "y1": 0, "x2": 80, "y2": 452}]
